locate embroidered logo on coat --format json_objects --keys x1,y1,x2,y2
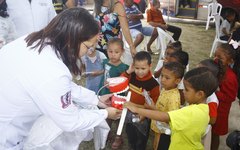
[{"x1": 61, "y1": 91, "x2": 71, "y2": 109}]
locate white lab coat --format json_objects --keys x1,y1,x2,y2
[
  {"x1": 0, "y1": 16, "x2": 16, "y2": 49},
  {"x1": 6, "y1": 0, "x2": 56, "y2": 38},
  {"x1": 0, "y1": 36, "x2": 108, "y2": 150}
]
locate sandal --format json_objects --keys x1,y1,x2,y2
[{"x1": 111, "y1": 135, "x2": 123, "y2": 149}]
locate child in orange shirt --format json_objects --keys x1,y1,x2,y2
[{"x1": 146, "y1": 0, "x2": 182, "y2": 41}]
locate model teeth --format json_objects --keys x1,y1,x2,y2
[
  {"x1": 113, "y1": 94, "x2": 127, "y2": 99},
  {"x1": 113, "y1": 101, "x2": 125, "y2": 105},
  {"x1": 115, "y1": 86, "x2": 129, "y2": 94}
]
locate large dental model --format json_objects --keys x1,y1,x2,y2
[{"x1": 98, "y1": 76, "x2": 131, "y2": 135}]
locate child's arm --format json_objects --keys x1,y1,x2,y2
[
  {"x1": 154, "y1": 68, "x2": 162, "y2": 78},
  {"x1": 222, "y1": 27, "x2": 231, "y2": 36},
  {"x1": 128, "y1": 13, "x2": 144, "y2": 21},
  {"x1": 124, "y1": 101, "x2": 170, "y2": 123},
  {"x1": 148, "y1": 22, "x2": 168, "y2": 30}
]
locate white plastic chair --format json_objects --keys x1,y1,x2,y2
[
  {"x1": 206, "y1": 1, "x2": 222, "y2": 30},
  {"x1": 156, "y1": 28, "x2": 175, "y2": 59},
  {"x1": 210, "y1": 15, "x2": 228, "y2": 57}
]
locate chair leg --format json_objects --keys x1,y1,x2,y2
[
  {"x1": 206, "y1": 18, "x2": 210, "y2": 30},
  {"x1": 210, "y1": 39, "x2": 217, "y2": 57}
]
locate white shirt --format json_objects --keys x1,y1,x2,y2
[
  {"x1": 0, "y1": 16, "x2": 16, "y2": 49},
  {"x1": 0, "y1": 36, "x2": 108, "y2": 149},
  {"x1": 220, "y1": 19, "x2": 231, "y2": 37},
  {"x1": 6, "y1": 0, "x2": 56, "y2": 38}
]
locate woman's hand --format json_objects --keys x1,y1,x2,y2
[
  {"x1": 98, "y1": 94, "x2": 113, "y2": 108},
  {"x1": 106, "y1": 107, "x2": 122, "y2": 120}
]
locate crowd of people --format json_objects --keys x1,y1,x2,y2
[{"x1": 0, "y1": 0, "x2": 239, "y2": 150}]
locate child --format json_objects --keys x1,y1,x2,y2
[
  {"x1": 0, "y1": 0, "x2": 16, "y2": 49},
  {"x1": 146, "y1": 0, "x2": 182, "y2": 41},
  {"x1": 121, "y1": 51, "x2": 160, "y2": 150},
  {"x1": 197, "y1": 59, "x2": 221, "y2": 150},
  {"x1": 124, "y1": 0, "x2": 158, "y2": 53},
  {"x1": 211, "y1": 43, "x2": 238, "y2": 150},
  {"x1": 151, "y1": 62, "x2": 185, "y2": 150},
  {"x1": 81, "y1": 43, "x2": 106, "y2": 94},
  {"x1": 220, "y1": 9, "x2": 236, "y2": 41},
  {"x1": 124, "y1": 67, "x2": 219, "y2": 150},
  {"x1": 154, "y1": 41, "x2": 182, "y2": 78},
  {"x1": 98, "y1": 38, "x2": 129, "y2": 149}
]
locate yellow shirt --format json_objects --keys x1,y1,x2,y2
[
  {"x1": 168, "y1": 104, "x2": 209, "y2": 150},
  {"x1": 151, "y1": 88, "x2": 180, "y2": 133}
]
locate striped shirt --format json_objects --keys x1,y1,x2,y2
[{"x1": 124, "y1": 4, "x2": 142, "y2": 29}]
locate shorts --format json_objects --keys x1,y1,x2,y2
[{"x1": 130, "y1": 26, "x2": 154, "y2": 39}]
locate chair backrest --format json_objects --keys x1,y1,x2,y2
[
  {"x1": 215, "y1": 15, "x2": 224, "y2": 40},
  {"x1": 156, "y1": 28, "x2": 175, "y2": 59},
  {"x1": 208, "y1": 2, "x2": 222, "y2": 17}
]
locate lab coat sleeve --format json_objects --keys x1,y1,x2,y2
[
  {"x1": 31, "y1": 74, "x2": 107, "y2": 132},
  {"x1": 47, "y1": 0, "x2": 57, "y2": 22},
  {"x1": 71, "y1": 81, "x2": 99, "y2": 105}
]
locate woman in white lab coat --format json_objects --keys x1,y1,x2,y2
[{"x1": 0, "y1": 8, "x2": 121, "y2": 150}]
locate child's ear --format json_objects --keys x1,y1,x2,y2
[
  {"x1": 175, "y1": 78, "x2": 182, "y2": 85},
  {"x1": 197, "y1": 90, "x2": 205, "y2": 99}
]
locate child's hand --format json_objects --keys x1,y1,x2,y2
[
  {"x1": 144, "y1": 102, "x2": 156, "y2": 110},
  {"x1": 126, "y1": 63, "x2": 134, "y2": 74},
  {"x1": 124, "y1": 101, "x2": 138, "y2": 113}
]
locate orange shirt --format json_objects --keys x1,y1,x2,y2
[
  {"x1": 121, "y1": 71, "x2": 160, "y2": 105},
  {"x1": 146, "y1": 8, "x2": 166, "y2": 24}
]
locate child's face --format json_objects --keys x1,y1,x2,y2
[
  {"x1": 227, "y1": 14, "x2": 235, "y2": 22},
  {"x1": 164, "y1": 48, "x2": 175, "y2": 62},
  {"x1": 134, "y1": 60, "x2": 151, "y2": 78},
  {"x1": 214, "y1": 47, "x2": 233, "y2": 66},
  {"x1": 153, "y1": 1, "x2": 160, "y2": 9},
  {"x1": 160, "y1": 67, "x2": 180, "y2": 90},
  {"x1": 107, "y1": 43, "x2": 123, "y2": 64},
  {"x1": 183, "y1": 80, "x2": 199, "y2": 104}
]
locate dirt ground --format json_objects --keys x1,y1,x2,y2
[{"x1": 77, "y1": 22, "x2": 240, "y2": 150}]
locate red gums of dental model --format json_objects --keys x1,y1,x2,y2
[
  {"x1": 107, "y1": 77, "x2": 129, "y2": 110},
  {"x1": 111, "y1": 96, "x2": 126, "y2": 110},
  {"x1": 107, "y1": 77, "x2": 129, "y2": 93}
]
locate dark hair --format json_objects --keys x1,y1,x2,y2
[
  {"x1": 199, "y1": 59, "x2": 224, "y2": 82},
  {"x1": 94, "y1": 0, "x2": 115, "y2": 15},
  {"x1": 166, "y1": 41, "x2": 182, "y2": 51},
  {"x1": 152, "y1": 0, "x2": 159, "y2": 6},
  {"x1": 226, "y1": 130, "x2": 240, "y2": 150},
  {"x1": 107, "y1": 38, "x2": 124, "y2": 50},
  {"x1": 163, "y1": 62, "x2": 185, "y2": 79},
  {"x1": 169, "y1": 50, "x2": 189, "y2": 67},
  {"x1": 134, "y1": 51, "x2": 151, "y2": 65},
  {"x1": 25, "y1": 8, "x2": 99, "y2": 75},
  {"x1": 184, "y1": 67, "x2": 218, "y2": 97},
  {"x1": 0, "y1": 0, "x2": 9, "y2": 18},
  {"x1": 217, "y1": 43, "x2": 236, "y2": 60}
]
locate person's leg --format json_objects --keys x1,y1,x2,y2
[
  {"x1": 157, "y1": 134, "x2": 171, "y2": 150},
  {"x1": 211, "y1": 132, "x2": 220, "y2": 150},
  {"x1": 135, "y1": 119, "x2": 150, "y2": 150},
  {"x1": 126, "y1": 123, "x2": 137, "y2": 150},
  {"x1": 142, "y1": 27, "x2": 158, "y2": 53},
  {"x1": 130, "y1": 29, "x2": 144, "y2": 49},
  {"x1": 111, "y1": 120, "x2": 123, "y2": 149},
  {"x1": 166, "y1": 25, "x2": 182, "y2": 41},
  {"x1": 153, "y1": 133, "x2": 160, "y2": 150}
]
